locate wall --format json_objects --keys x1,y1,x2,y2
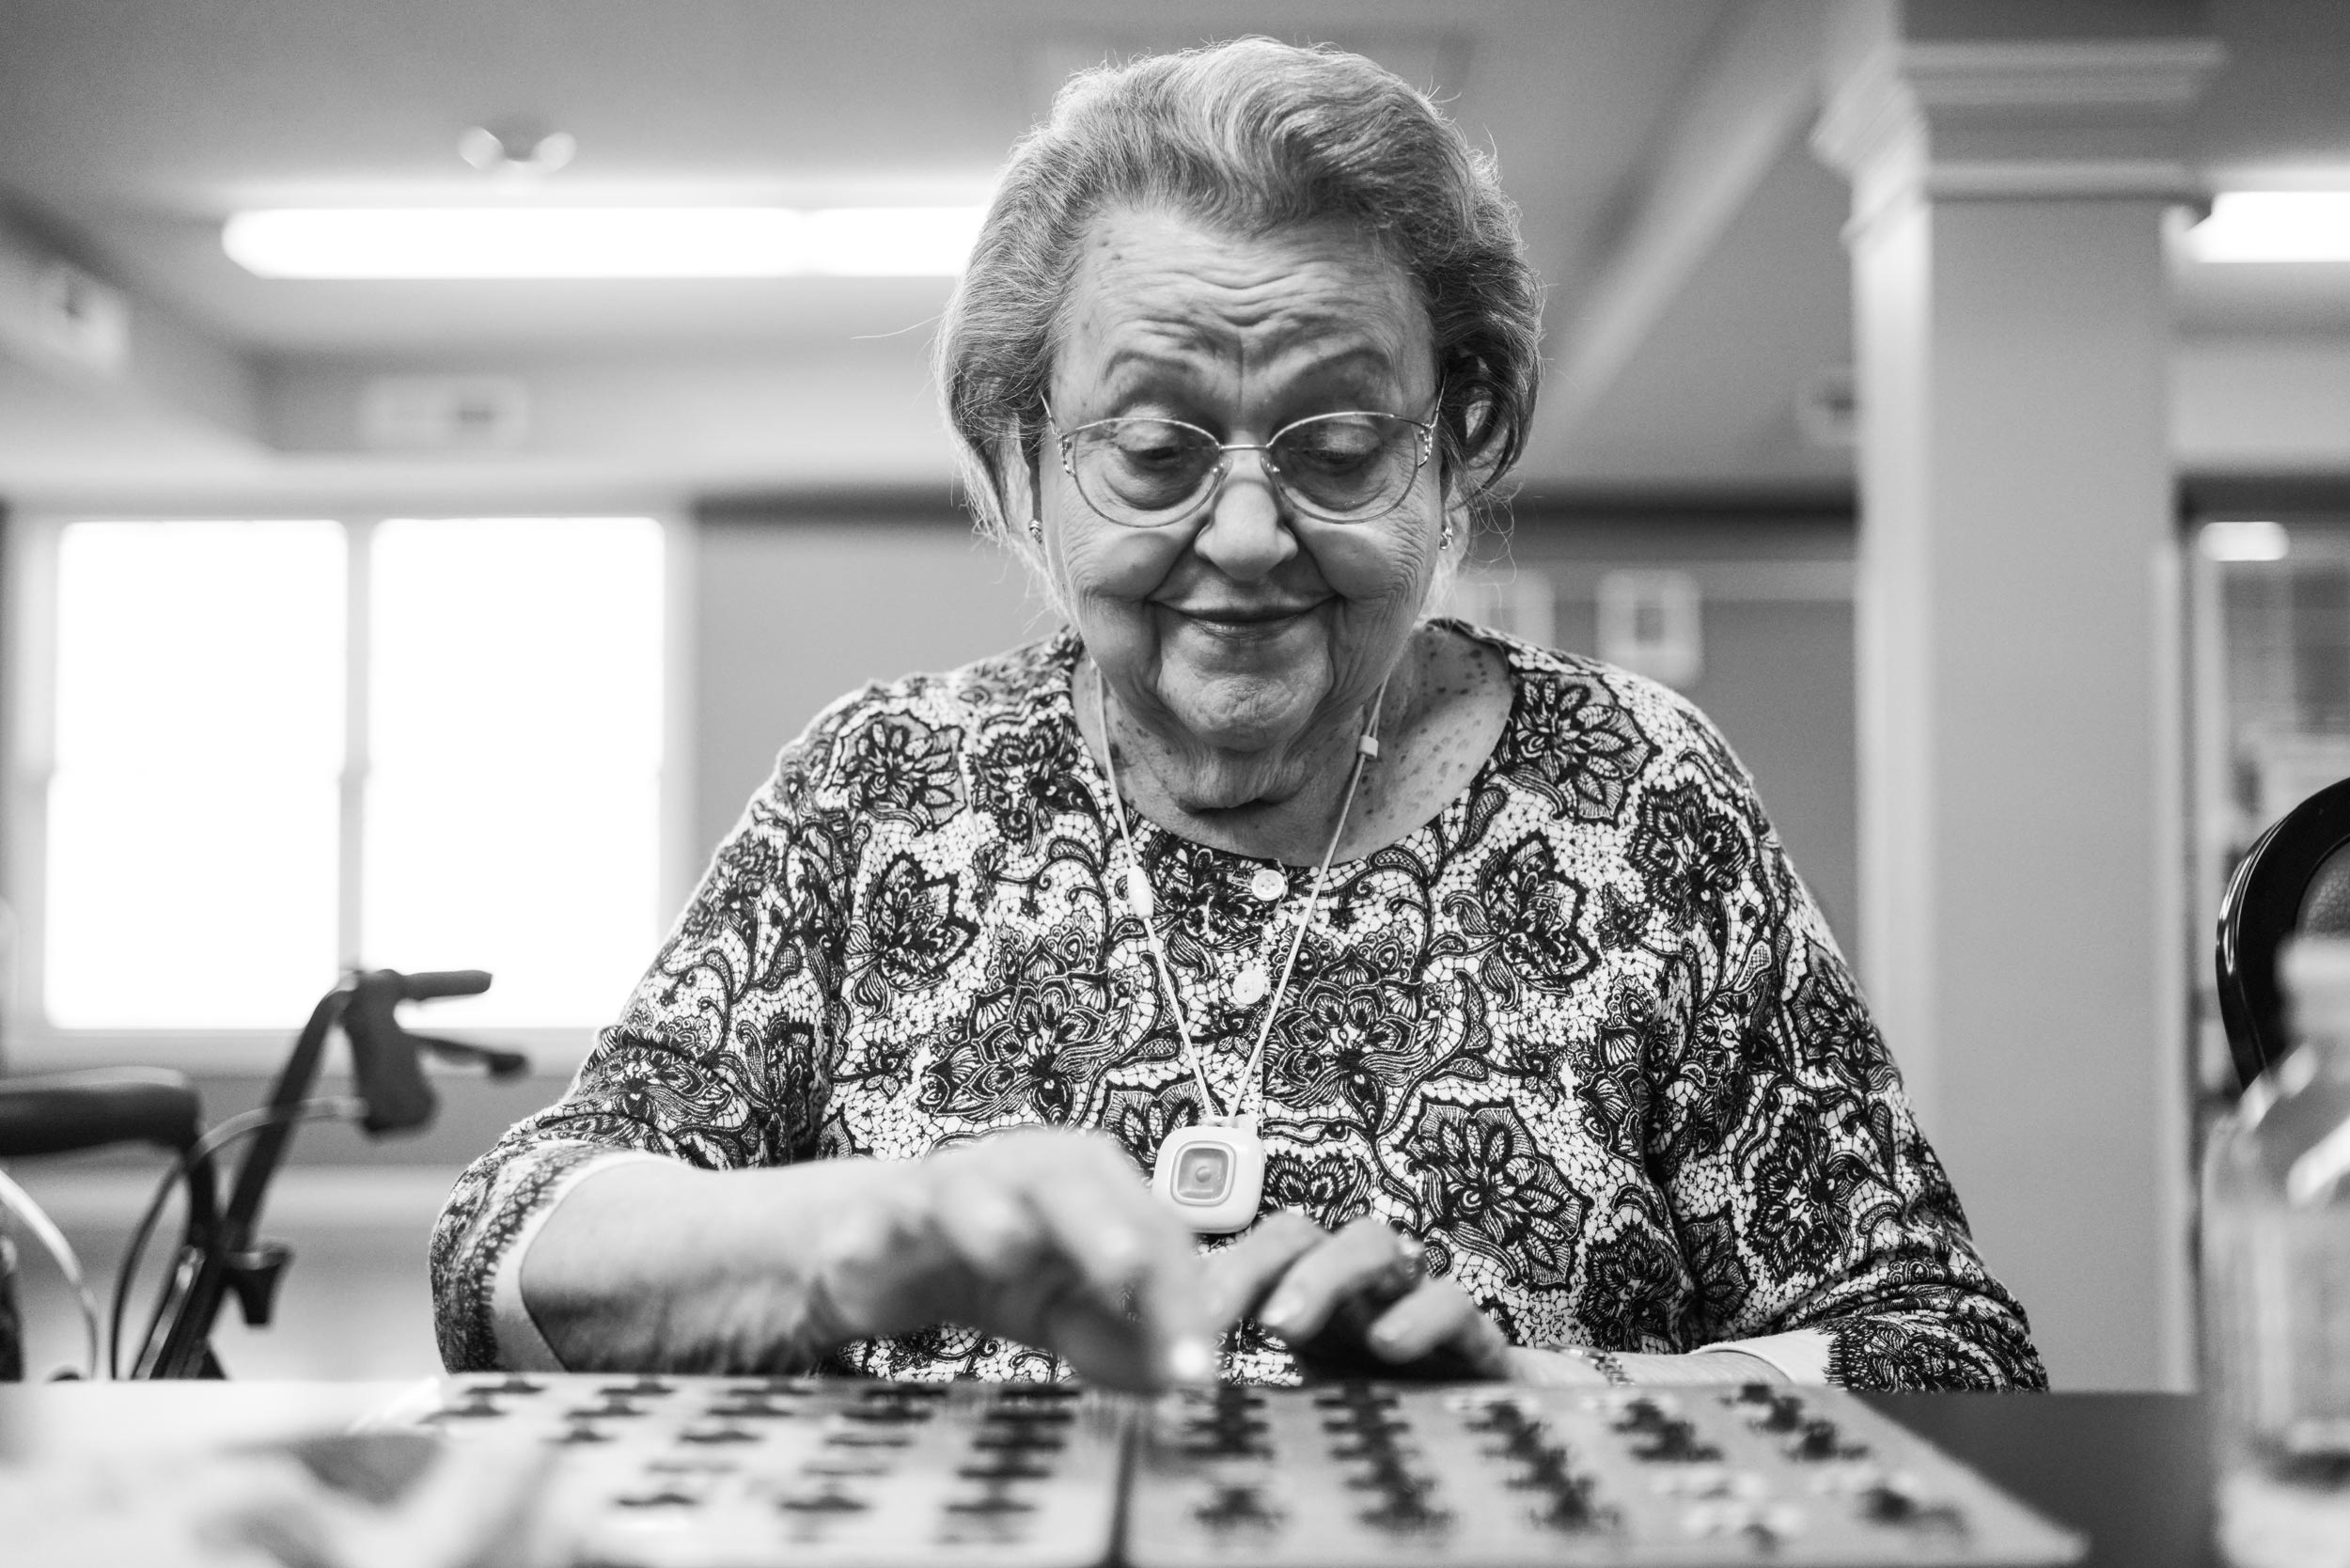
[
  {"x1": 687, "y1": 503, "x2": 1859, "y2": 936},
  {"x1": 7, "y1": 498, "x2": 1860, "y2": 1382},
  {"x1": 2176, "y1": 337, "x2": 2350, "y2": 474},
  {"x1": 1499, "y1": 508, "x2": 1860, "y2": 958},
  {"x1": 691, "y1": 504, "x2": 1052, "y2": 861}
]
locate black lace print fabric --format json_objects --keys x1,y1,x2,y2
[{"x1": 430, "y1": 622, "x2": 2046, "y2": 1391}]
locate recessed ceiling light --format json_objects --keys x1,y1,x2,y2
[
  {"x1": 2200, "y1": 520, "x2": 2290, "y2": 562},
  {"x1": 2186, "y1": 193, "x2": 2350, "y2": 263},
  {"x1": 220, "y1": 206, "x2": 985, "y2": 279},
  {"x1": 458, "y1": 126, "x2": 577, "y2": 177}
]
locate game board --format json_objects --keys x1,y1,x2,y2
[{"x1": 371, "y1": 1374, "x2": 2084, "y2": 1567}]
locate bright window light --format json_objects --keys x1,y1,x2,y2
[
  {"x1": 222, "y1": 206, "x2": 984, "y2": 278},
  {"x1": 2186, "y1": 193, "x2": 2350, "y2": 263},
  {"x1": 2201, "y1": 520, "x2": 2291, "y2": 562},
  {"x1": 363, "y1": 518, "x2": 664, "y2": 1027},
  {"x1": 47, "y1": 522, "x2": 346, "y2": 1028}
]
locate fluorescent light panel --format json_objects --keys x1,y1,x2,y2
[
  {"x1": 2201, "y1": 520, "x2": 2290, "y2": 562},
  {"x1": 222, "y1": 206, "x2": 985, "y2": 279},
  {"x1": 2188, "y1": 193, "x2": 2350, "y2": 263}
]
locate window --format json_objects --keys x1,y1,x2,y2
[
  {"x1": 2191, "y1": 514, "x2": 2350, "y2": 1098},
  {"x1": 47, "y1": 522, "x2": 347, "y2": 1029},
  {"x1": 10, "y1": 514, "x2": 675, "y2": 1060}
]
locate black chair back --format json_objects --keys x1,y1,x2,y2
[{"x1": 2217, "y1": 775, "x2": 2350, "y2": 1088}]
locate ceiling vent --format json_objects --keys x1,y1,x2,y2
[
  {"x1": 358, "y1": 375, "x2": 530, "y2": 450},
  {"x1": 1446, "y1": 566, "x2": 1557, "y2": 649},
  {"x1": 1597, "y1": 570, "x2": 1702, "y2": 689},
  {"x1": 32, "y1": 262, "x2": 129, "y2": 373},
  {"x1": 1796, "y1": 364, "x2": 1857, "y2": 449}
]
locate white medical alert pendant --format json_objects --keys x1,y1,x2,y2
[
  {"x1": 1231, "y1": 964, "x2": 1270, "y2": 1006},
  {"x1": 1152, "y1": 1118, "x2": 1266, "y2": 1234}
]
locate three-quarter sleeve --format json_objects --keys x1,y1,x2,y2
[
  {"x1": 429, "y1": 712, "x2": 849, "y2": 1372},
  {"x1": 1638, "y1": 705, "x2": 2047, "y2": 1390}
]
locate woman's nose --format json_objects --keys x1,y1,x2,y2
[{"x1": 1190, "y1": 451, "x2": 1297, "y2": 581}]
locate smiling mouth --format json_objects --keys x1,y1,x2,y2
[{"x1": 1173, "y1": 603, "x2": 1323, "y2": 630}]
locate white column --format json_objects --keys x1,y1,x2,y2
[{"x1": 1813, "y1": 22, "x2": 2222, "y2": 1389}]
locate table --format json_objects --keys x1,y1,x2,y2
[
  {"x1": 0, "y1": 1378, "x2": 412, "y2": 1463},
  {"x1": 0, "y1": 1383, "x2": 2219, "y2": 1567},
  {"x1": 1861, "y1": 1392, "x2": 2215, "y2": 1568}
]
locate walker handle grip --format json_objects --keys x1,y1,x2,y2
[{"x1": 396, "y1": 969, "x2": 492, "y2": 1002}]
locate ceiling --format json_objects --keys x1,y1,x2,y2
[
  {"x1": 0, "y1": 0, "x2": 2345, "y2": 501},
  {"x1": 0, "y1": 1, "x2": 1726, "y2": 353}
]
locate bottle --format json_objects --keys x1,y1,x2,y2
[{"x1": 2205, "y1": 935, "x2": 2350, "y2": 1567}]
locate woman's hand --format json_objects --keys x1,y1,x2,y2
[
  {"x1": 1199, "y1": 1213, "x2": 1790, "y2": 1387},
  {"x1": 810, "y1": 1127, "x2": 1216, "y2": 1392},
  {"x1": 1208, "y1": 1212, "x2": 1513, "y2": 1379},
  {"x1": 525, "y1": 1131, "x2": 1213, "y2": 1389}
]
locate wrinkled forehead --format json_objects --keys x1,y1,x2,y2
[{"x1": 1046, "y1": 204, "x2": 1434, "y2": 416}]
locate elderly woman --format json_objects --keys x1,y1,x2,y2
[{"x1": 431, "y1": 39, "x2": 2044, "y2": 1392}]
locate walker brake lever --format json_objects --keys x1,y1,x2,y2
[{"x1": 413, "y1": 1033, "x2": 530, "y2": 1079}]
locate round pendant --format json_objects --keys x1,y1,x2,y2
[
  {"x1": 1248, "y1": 868, "x2": 1288, "y2": 902},
  {"x1": 1232, "y1": 964, "x2": 1270, "y2": 1006}
]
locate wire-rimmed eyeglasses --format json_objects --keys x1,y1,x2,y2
[{"x1": 1044, "y1": 400, "x2": 1439, "y2": 527}]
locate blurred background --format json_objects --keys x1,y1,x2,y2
[{"x1": 0, "y1": 0, "x2": 2342, "y2": 1392}]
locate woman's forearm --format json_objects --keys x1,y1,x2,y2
[
  {"x1": 519, "y1": 1155, "x2": 899, "y2": 1372},
  {"x1": 512, "y1": 1130, "x2": 1215, "y2": 1388},
  {"x1": 1508, "y1": 1346, "x2": 1790, "y2": 1387}
]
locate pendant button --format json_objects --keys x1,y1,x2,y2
[
  {"x1": 1152, "y1": 1123, "x2": 1268, "y2": 1235},
  {"x1": 1232, "y1": 964, "x2": 1270, "y2": 1006},
  {"x1": 1247, "y1": 868, "x2": 1287, "y2": 902}
]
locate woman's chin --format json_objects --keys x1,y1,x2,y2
[{"x1": 1158, "y1": 687, "x2": 1321, "y2": 760}]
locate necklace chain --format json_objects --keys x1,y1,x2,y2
[{"x1": 1092, "y1": 663, "x2": 1386, "y2": 1125}]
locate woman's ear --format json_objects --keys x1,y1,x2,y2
[
  {"x1": 995, "y1": 423, "x2": 1073, "y2": 619},
  {"x1": 1435, "y1": 447, "x2": 1468, "y2": 557},
  {"x1": 1434, "y1": 384, "x2": 1496, "y2": 555},
  {"x1": 994, "y1": 429, "x2": 1042, "y2": 552}
]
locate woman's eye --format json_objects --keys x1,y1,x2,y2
[
  {"x1": 1283, "y1": 425, "x2": 1381, "y2": 472},
  {"x1": 1110, "y1": 427, "x2": 1206, "y2": 471}
]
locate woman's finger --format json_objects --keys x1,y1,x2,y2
[
  {"x1": 929, "y1": 1166, "x2": 1050, "y2": 1279},
  {"x1": 1031, "y1": 1271, "x2": 1167, "y2": 1393},
  {"x1": 1020, "y1": 1139, "x2": 1172, "y2": 1299},
  {"x1": 1258, "y1": 1215, "x2": 1421, "y2": 1343},
  {"x1": 1202, "y1": 1210, "x2": 1327, "y2": 1324},
  {"x1": 1018, "y1": 1136, "x2": 1215, "y2": 1386},
  {"x1": 1363, "y1": 1278, "x2": 1513, "y2": 1376}
]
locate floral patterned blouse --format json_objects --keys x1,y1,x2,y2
[{"x1": 430, "y1": 622, "x2": 2045, "y2": 1391}]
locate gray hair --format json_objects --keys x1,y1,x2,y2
[{"x1": 935, "y1": 37, "x2": 1543, "y2": 550}]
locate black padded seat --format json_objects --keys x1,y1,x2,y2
[
  {"x1": 0, "y1": 1067, "x2": 203, "y2": 1380},
  {"x1": 0, "y1": 1067, "x2": 201, "y2": 1159}
]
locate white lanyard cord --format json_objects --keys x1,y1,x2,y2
[{"x1": 1092, "y1": 663, "x2": 1386, "y2": 1126}]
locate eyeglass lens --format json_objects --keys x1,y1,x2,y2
[{"x1": 1066, "y1": 413, "x2": 1427, "y2": 525}]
